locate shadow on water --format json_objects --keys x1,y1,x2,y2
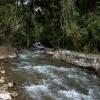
[{"x1": 6, "y1": 49, "x2": 100, "y2": 100}]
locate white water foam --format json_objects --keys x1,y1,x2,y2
[
  {"x1": 58, "y1": 89, "x2": 93, "y2": 100},
  {"x1": 18, "y1": 51, "x2": 40, "y2": 60},
  {"x1": 24, "y1": 84, "x2": 94, "y2": 100},
  {"x1": 33, "y1": 66, "x2": 51, "y2": 74},
  {"x1": 24, "y1": 84, "x2": 56, "y2": 100},
  {"x1": 19, "y1": 54, "x2": 29, "y2": 59},
  {"x1": 10, "y1": 50, "x2": 100, "y2": 100},
  {"x1": 11, "y1": 64, "x2": 98, "y2": 85},
  {"x1": 11, "y1": 64, "x2": 97, "y2": 84},
  {"x1": 24, "y1": 66, "x2": 97, "y2": 100}
]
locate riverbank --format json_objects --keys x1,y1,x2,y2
[
  {"x1": 0, "y1": 46, "x2": 18, "y2": 100},
  {"x1": 47, "y1": 50, "x2": 100, "y2": 76},
  {"x1": 0, "y1": 60, "x2": 18, "y2": 100}
]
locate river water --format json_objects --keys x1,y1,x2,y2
[{"x1": 6, "y1": 49, "x2": 100, "y2": 100}]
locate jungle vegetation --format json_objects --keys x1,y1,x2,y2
[{"x1": 0, "y1": 0, "x2": 100, "y2": 53}]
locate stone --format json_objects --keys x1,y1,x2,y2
[
  {"x1": 33, "y1": 42, "x2": 45, "y2": 50},
  {"x1": 65, "y1": 50, "x2": 71, "y2": 54},
  {"x1": 0, "y1": 77, "x2": 5, "y2": 83},
  {"x1": 53, "y1": 50, "x2": 100, "y2": 74},
  {"x1": 11, "y1": 92, "x2": 18, "y2": 97},
  {"x1": 8, "y1": 82, "x2": 14, "y2": 88},
  {"x1": 1, "y1": 70, "x2": 6, "y2": 74},
  {"x1": 8, "y1": 53, "x2": 17, "y2": 58},
  {"x1": 46, "y1": 51, "x2": 54, "y2": 55},
  {"x1": 0, "y1": 84, "x2": 8, "y2": 91},
  {"x1": 0, "y1": 93, "x2": 12, "y2": 100}
]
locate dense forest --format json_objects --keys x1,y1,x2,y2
[{"x1": 0, "y1": 0, "x2": 100, "y2": 53}]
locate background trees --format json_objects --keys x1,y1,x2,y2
[
  {"x1": 0, "y1": 1, "x2": 16, "y2": 45},
  {"x1": 0, "y1": 0, "x2": 100, "y2": 53}
]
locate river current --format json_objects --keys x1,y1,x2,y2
[{"x1": 6, "y1": 49, "x2": 100, "y2": 100}]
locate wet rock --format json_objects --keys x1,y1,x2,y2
[
  {"x1": 33, "y1": 42, "x2": 46, "y2": 50},
  {"x1": 4, "y1": 59, "x2": 9, "y2": 63},
  {"x1": 8, "y1": 53, "x2": 17, "y2": 58},
  {"x1": 0, "y1": 77, "x2": 5, "y2": 83},
  {"x1": 0, "y1": 92, "x2": 12, "y2": 100},
  {"x1": 7, "y1": 82, "x2": 14, "y2": 88},
  {"x1": 1, "y1": 70, "x2": 6, "y2": 74},
  {"x1": 0, "y1": 84, "x2": 8, "y2": 91},
  {"x1": 11, "y1": 92, "x2": 18, "y2": 98},
  {"x1": 52, "y1": 50, "x2": 100, "y2": 74},
  {"x1": 46, "y1": 51, "x2": 54, "y2": 55},
  {"x1": 0, "y1": 60, "x2": 18, "y2": 100}
]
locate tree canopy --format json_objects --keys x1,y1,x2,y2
[{"x1": 0, "y1": 0, "x2": 100, "y2": 52}]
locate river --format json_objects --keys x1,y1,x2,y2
[{"x1": 6, "y1": 49, "x2": 100, "y2": 100}]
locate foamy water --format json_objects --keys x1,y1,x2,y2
[{"x1": 10, "y1": 50, "x2": 100, "y2": 100}]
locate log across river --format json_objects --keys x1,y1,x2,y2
[{"x1": 5, "y1": 49, "x2": 100, "y2": 100}]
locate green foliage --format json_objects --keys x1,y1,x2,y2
[
  {"x1": 12, "y1": 32, "x2": 26, "y2": 47},
  {"x1": 0, "y1": 0, "x2": 100, "y2": 53}
]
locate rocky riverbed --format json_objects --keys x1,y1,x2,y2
[
  {"x1": 47, "y1": 50, "x2": 100, "y2": 76},
  {"x1": 0, "y1": 46, "x2": 18, "y2": 100},
  {"x1": 0, "y1": 61, "x2": 18, "y2": 100}
]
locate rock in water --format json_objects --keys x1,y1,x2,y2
[
  {"x1": 33, "y1": 42, "x2": 46, "y2": 50},
  {"x1": 0, "y1": 93, "x2": 12, "y2": 100}
]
